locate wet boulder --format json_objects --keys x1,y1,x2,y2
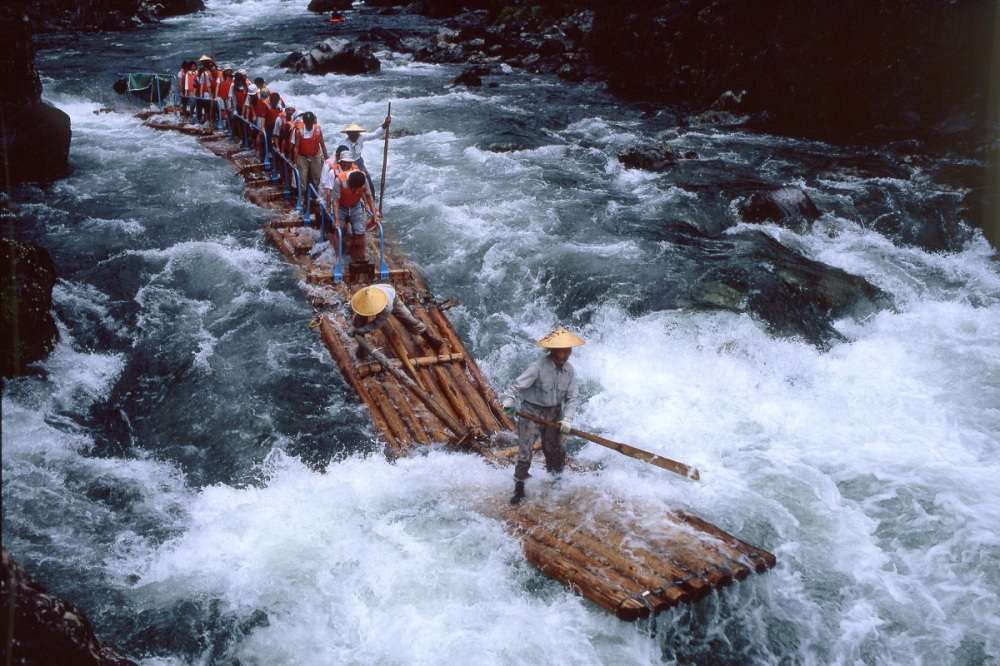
[
  {"x1": 649, "y1": 224, "x2": 894, "y2": 348},
  {"x1": 618, "y1": 140, "x2": 681, "y2": 172},
  {"x1": 452, "y1": 66, "x2": 488, "y2": 87},
  {"x1": 285, "y1": 38, "x2": 380, "y2": 75},
  {"x1": 1, "y1": 546, "x2": 137, "y2": 665},
  {"x1": 0, "y1": 6, "x2": 71, "y2": 184},
  {"x1": 738, "y1": 187, "x2": 822, "y2": 231},
  {"x1": 1, "y1": 237, "x2": 59, "y2": 378},
  {"x1": 307, "y1": 0, "x2": 352, "y2": 11}
]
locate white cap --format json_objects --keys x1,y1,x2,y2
[
  {"x1": 247, "y1": 84, "x2": 259, "y2": 95},
  {"x1": 338, "y1": 153, "x2": 355, "y2": 162}
]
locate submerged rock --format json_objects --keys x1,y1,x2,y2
[
  {"x1": 1, "y1": 546, "x2": 137, "y2": 665},
  {"x1": 738, "y1": 187, "x2": 822, "y2": 231},
  {"x1": 285, "y1": 38, "x2": 380, "y2": 75},
  {"x1": 307, "y1": 0, "x2": 352, "y2": 12},
  {"x1": 653, "y1": 224, "x2": 893, "y2": 348},
  {"x1": 0, "y1": 237, "x2": 59, "y2": 378},
  {"x1": 618, "y1": 140, "x2": 681, "y2": 172}
]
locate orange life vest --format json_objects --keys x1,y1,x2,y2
[
  {"x1": 252, "y1": 98, "x2": 268, "y2": 119},
  {"x1": 217, "y1": 75, "x2": 233, "y2": 99},
  {"x1": 297, "y1": 125, "x2": 323, "y2": 156},
  {"x1": 337, "y1": 169, "x2": 365, "y2": 206},
  {"x1": 264, "y1": 106, "x2": 283, "y2": 133},
  {"x1": 183, "y1": 71, "x2": 197, "y2": 95}
]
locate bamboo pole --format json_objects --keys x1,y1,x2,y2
[
  {"x1": 516, "y1": 502, "x2": 708, "y2": 603},
  {"x1": 516, "y1": 411, "x2": 699, "y2": 481},
  {"x1": 426, "y1": 306, "x2": 513, "y2": 431},
  {"x1": 357, "y1": 352, "x2": 465, "y2": 378},
  {"x1": 383, "y1": 324, "x2": 427, "y2": 391},
  {"x1": 353, "y1": 335, "x2": 472, "y2": 443},
  {"x1": 518, "y1": 534, "x2": 650, "y2": 622},
  {"x1": 507, "y1": 510, "x2": 672, "y2": 614},
  {"x1": 318, "y1": 316, "x2": 401, "y2": 453},
  {"x1": 411, "y1": 307, "x2": 499, "y2": 433},
  {"x1": 505, "y1": 506, "x2": 685, "y2": 610},
  {"x1": 378, "y1": 102, "x2": 390, "y2": 215}
]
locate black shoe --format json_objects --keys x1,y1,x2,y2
[
  {"x1": 422, "y1": 332, "x2": 445, "y2": 352},
  {"x1": 509, "y1": 480, "x2": 526, "y2": 506},
  {"x1": 355, "y1": 346, "x2": 367, "y2": 361}
]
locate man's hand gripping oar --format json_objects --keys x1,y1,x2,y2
[{"x1": 510, "y1": 410, "x2": 700, "y2": 480}]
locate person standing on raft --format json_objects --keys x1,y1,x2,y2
[
  {"x1": 347, "y1": 285, "x2": 446, "y2": 360},
  {"x1": 341, "y1": 116, "x2": 390, "y2": 192},
  {"x1": 502, "y1": 326, "x2": 584, "y2": 505}
]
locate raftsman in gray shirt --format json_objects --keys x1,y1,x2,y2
[
  {"x1": 346, "y1": 284, "x2": 396, "y2": 334},
  {"x1": 504, "y1": 356, "x2": 578, "y2": 421}
]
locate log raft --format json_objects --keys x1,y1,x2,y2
[{"x1": 143, "y1": 113, "x2": 776, "y2": 621}]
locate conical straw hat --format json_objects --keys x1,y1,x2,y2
[
  {"x1": 341, "y1": 122, "x2": 366, "y2": 133},
  {"x1": 351, "y1": 287, "x2": 388, "y2": 317},
  {"x1": 198, "y1": 54, "x2": 213, "y2": 62},
  {"x1": 536, "y1": 325, "x2": 585, "y2": 349}
]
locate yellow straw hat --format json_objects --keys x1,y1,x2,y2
[
  {"x1": 536, "y1": 325, "x2": 585, "y2": 349},
  {"x1": 198, "y1": 54, "x2": 213, "y2": 62},
  {"x1": 341, "y1": 122, "x2": 366, "y2": 133},
  {"x1": 351, "y1": 287, "x2": 388, "y2": 317}
]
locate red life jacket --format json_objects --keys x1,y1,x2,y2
[
  {"x1": 217, "y1": 75, "x2": 233, "y2": 99},
  {"x1": 264, "y1": 106, "x2": 282, "y2": 133},
  {"x1": 297, "y1": 125, "x2": 322, "y2": 156},
  {"x1": 337, "y1": 169, "x2": 365, "y2": 206},
  {"x1": 234, "y1": 89, "x2": 247, "y2": 112},
  {"x1": 184, "y1": 71, "x2": 197, "y2": 95},
  {"x1": 252, "y1": 98, "x2": 268, "y2": 119}
]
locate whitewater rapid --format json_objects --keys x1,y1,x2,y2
[{"x1": 4, "y1": 1, "x2": 999, "y2": 664}]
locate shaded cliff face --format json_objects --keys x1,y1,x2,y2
[
  {"x1": 590, "y1": 0, "x2": 998, "y2": 143},
  {"x1": 14, "y1": 0, "x2": 205, "y2": 32},
  {"x1": 0, "y1": 6, "x2": 72, "y2": 187}
]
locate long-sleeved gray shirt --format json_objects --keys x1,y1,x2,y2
[
  {"x1": 344, "y1": 127, "x2": 384, "y2": 162},
  {"x1": 504, "y1": 356, "x2": 579, "y2": 421},
  {"x1": 346, "y1": 284, "x2": 395, "y2": 334}
]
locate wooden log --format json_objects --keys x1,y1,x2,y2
[
  {"x1": 525, "y1": 502, "x2": 715, "y2": 601},
  {"x1": 383, "y1": 324, "x2": 427, "y2": 391},
  {"x1": 512, "y1": 514, "x2": 672, "y2": 614},
  {"x1": 357, "y1": 353, "x2": 465, "y2": 378},
  {"x1": 511, "y1": 504, "x2": 698, "y2": 605},
  {"x1": 518, "y1": 531, "x2": 649, "y2": 622},
  {"x1": 358, "y1": 371, "x2": 416, "y2": 449},
  {"x1": 506, "y1": 507, "x2": 684, "y2": 611},
  {"x1": 674, "y1": 510, "x2": 777, "y2": 572},
  {"x1": 318, "y1": 316, "x2": 402, "y2": 453},
  {"x1": 411, "y1": 307, "x2": 502, "y2": 434},
  {"x1": 427, "y1": 306, "x2": 516, "y2": 432},
  {"x1": 354, "y1": 335, "x2": 472, "y2": 444},
  {"x1": 369, "y1": 348, "x2": 433, "y2": 445}
]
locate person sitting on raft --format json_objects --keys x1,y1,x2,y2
[
  {"x1": 346, "y1": 285, "x2": 445, "y2": 360},
  {"x1": 340, "y1": 116, "x2": 390, "y2": 192}
]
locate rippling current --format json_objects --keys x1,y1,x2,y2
[{"x1": 4, "y1": 1, "x2": 1000, "y2": 664}]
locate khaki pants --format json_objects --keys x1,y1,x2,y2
[{"x1": 514, "y1": 401, "x2": 565, "y2": 480}]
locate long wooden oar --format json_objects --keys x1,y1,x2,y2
[
  {"x1": 378, "y1": 102, "x2": 390, "y2": 215},
  {"x1": 383, "y1": 325, "x2": 427, "y2": 391},
  {"x1": 516, "y1": 411, "x2": 700, "y2": 480}
]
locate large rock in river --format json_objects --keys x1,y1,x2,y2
[
  {"x1": 284, "y1": 38, "x2": 380, "y2": 75},
  {"x1": 1, "y1": 546, "x2": 137, "y2": 665},
  {"x1": 1, "y1": 6, "x2": 71, "y2": 186},
  {"x1": 1, "y1": 237, "x2": 59, "y2": 378}
]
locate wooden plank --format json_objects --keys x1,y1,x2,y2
[{"x1": 357, "y1": 353, "x2": 465, "y2": 378}]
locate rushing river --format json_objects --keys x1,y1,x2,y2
[{"x1": 4, "y1": 1, "x2": 1000, "y2": 664}]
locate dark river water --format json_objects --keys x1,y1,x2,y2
[{"x1": 3, "y1": 1, "x2": 999, "y2": 664}]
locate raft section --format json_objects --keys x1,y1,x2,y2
[{"x1": 143, "y1": 111, "x2": 776, "y2": 621}]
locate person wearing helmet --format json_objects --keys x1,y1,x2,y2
[
  {"x1": 346, "y1": 285, "x2": 445, "y2": 360},
  {"x1": 501, "y1": 326, "x2": 584, "y2": 505}
]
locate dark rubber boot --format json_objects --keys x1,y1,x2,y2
[
  {"x1": 510, "y1": 480, "x2": 526, "y2": 506},
  {"x1": 422, "y1": 331, "x2": 445, "y2": 352}
]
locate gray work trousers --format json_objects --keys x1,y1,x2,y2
[
  {"x1": 389, "y1": 299, "x2": 427, "y2": 337},
  {"x1": 514, "y1": 401, "x2": 565, "y2": 480}
]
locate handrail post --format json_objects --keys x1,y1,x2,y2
[
  {"x1": 281, "y1": 156, "x2": 290, "y2": 197},
  {"x1": 216, "y1": 100, "x2": 224, "y2": 132},
  {"x1": 334, "y1": 224, "x2": 344, "y2": 283},
  {"x1": 376, "y1": 221, "x2": 390, "y2": 280},
  {"x1": 263, "y1": 129, "x2": 271, "y2": 169},
  {"x1": 155, "y1": 76, "x2": 161, "y2": 109},
  {"x1": 174, "y1": 74, "x2": 180, "y2": 117}
]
